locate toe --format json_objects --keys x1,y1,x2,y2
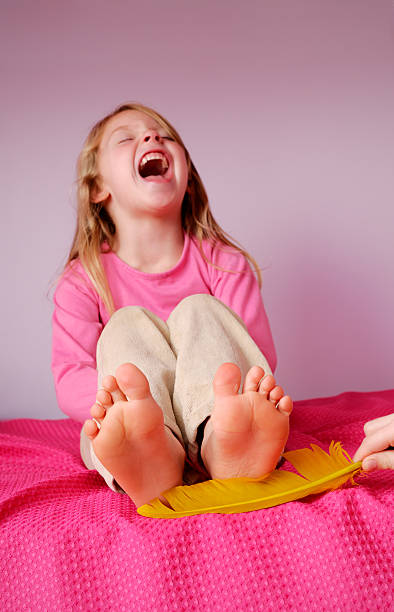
[
  {"x1": 83, "y1": 419, "x2": 99, "y2": 439},
  {"x1": 115, "y1": 363, "x2": 152, "y2": 401},
  {"x1": 276, "y1": 395, "x2": 293, "y2": 415},
  {"x1": 110, "y1": 387, "x2": 127, "y2": 403},
  {"x1": 90, "y1": 402, "x2": 106, "y2": 420},
  {"x1": 96, "y1": 389, "x2": 113, "y2": 408},
  {"x1": 243, "y1": 366, "x2": 265, "y2": 393},
  {"x1": 268, "y1": 385, "x2": 284, "y2": 405},
  {"x1": 258, "y1": 374, "x2": 276, "y2": 395},
  {"x1": 213, "y1": 363, "x2": 242, "y2": 398},
  {"x1": 102, "y1": 374, "x2": 127, "y2": 403}
]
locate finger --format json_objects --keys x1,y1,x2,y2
[
  {"x1": 364, "y1": 413, "x2": 394, "y2": 435},
  {"x1": 353, "y1": 425, "x2": 394, "y2": 462},
  {"x1": 362, "y1": 451, "x2": 394, "y2": 472}
]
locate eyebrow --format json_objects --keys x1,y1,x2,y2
[
  {"x1": 110, "y1": 125, "x2": 134, "y2": 136},
  {"x1": 109, "y1": 124, "x2": 162, "y2": 137}
]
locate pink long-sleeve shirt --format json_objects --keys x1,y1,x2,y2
[{"x1": 52, "y1": 233, "x2": 277, "y2": 423}]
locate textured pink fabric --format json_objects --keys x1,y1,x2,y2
[
  {"x1": 52, "y1": 233, "x2": 277, "y2": 423},
  {"x1": 0, "y1": 390, "x2": 393, "y2": 611}
]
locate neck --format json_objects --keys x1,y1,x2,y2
[{"x1": 111, "y1": 213, "x2": 185, "y2": 273}]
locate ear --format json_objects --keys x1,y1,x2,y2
[{"x1": 91, "y1": 183, "x2": 110, "y2": 204}]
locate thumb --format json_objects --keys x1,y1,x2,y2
[{"x1": 362, "y1": 451, "x2": 394, "y2": 472}]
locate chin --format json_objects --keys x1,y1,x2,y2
[{"x1": 145, "y1": 201, "x2": 182, "y2": 217}]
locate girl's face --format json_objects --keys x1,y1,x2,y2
[{"x1": 95, "y1": 110, "x2": 189, "y2": 221}]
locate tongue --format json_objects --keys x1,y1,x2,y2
[{"x1": 139, "y1": 158, "x2": 166, "y2": 178}]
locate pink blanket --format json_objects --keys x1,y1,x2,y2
[{"x1": 0, "y1": 390, "x2": 393, "y2": 611}]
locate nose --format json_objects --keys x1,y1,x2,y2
[{"x1": 143, "y1": 129, "x2": 162, "y2": 143}]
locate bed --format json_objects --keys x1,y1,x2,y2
[{"x1": 0, "y1": 389, "x2": 393, "y2": 611}]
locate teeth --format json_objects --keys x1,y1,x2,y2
[{"x1": 139, "y1": 151, "x2": 169, "y2": 170}]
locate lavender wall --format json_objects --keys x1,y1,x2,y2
[{"x1": 2, "y1": 0, "x2": 393, "y2": 420}]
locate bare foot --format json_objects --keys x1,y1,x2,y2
[
  {"x1": 83, "y1": 363, "x2": 186, "y2": 507},
  {"x1": 200, "y1": 363, "x2": 293, "y2": 479},
  {"x1": 86, "y1": 374, "x2": 128, "y2": 430}
]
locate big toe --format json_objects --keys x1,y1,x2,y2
[
  {"x1": 115, "y1": 363, "x2": 151, "y2": 401},
  {"x1": 213, "y1": 363, "x2": 242, "y2": 398}
]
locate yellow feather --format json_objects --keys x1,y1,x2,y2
[{"x1": 137, "y1": 441, "x2": 363, "y2": 519}]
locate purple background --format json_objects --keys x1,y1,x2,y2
[{"x1": 2, "y1": 0, "x2": 393, "y2": 420}]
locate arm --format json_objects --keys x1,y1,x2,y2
[
  {"x1": 353, "y1": 414, "x2": 394, "y2": 470},
  {"x1": 52, "y1": 265, "x2": 103, "y2": 423},
  {"x1": 209, "y1": 244, "x2": 277, "y2": 373}
]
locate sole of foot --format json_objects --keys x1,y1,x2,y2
[
  {"x1": 200, "y1": 363, "x2": 292, "y2": 479},
  {"x1": 83, "y1": 363, "x2": 186, "y2": 507}
]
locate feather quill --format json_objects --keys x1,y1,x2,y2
[{"x1": 137, "y1": 441, "x2": 363, "y2": 519}]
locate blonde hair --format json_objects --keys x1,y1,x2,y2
[{"x1": 66, "y1": 102, "x2": 262, "y2": 315}]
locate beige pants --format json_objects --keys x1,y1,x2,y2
[{"x1": 80, "y1": 294, "x2": 272, "y2": 490}]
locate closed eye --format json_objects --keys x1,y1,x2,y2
[
  {"x1": 163, "y1": 136, "x2": 175, "y2": 141},
  {"x1": 119, "y1": 137, "x2": 135, "y2": 143}
]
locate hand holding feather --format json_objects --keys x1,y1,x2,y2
[{"x1": 137, "y1": 441, "x2": 363, "y2": 519}]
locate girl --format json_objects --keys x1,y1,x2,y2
[{"x1": 52, "y1": 102, "x2": 293, "y2": 508}]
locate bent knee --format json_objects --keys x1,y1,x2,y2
[{"x1": 173, "y1": 293, "x2": 223, "y2": 313}]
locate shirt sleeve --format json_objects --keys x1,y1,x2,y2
[
  {"x1": 208, "y1": 243, "x2": 277, "y2": 373},
  {"x1": 51, "y1": 264, "x2": 103, "y2": 423}
]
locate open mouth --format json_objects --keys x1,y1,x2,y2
[{"x1": 138, "y1": 152, "x2": 169, "y2": 178}]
